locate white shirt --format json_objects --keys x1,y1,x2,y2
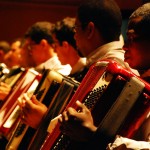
[
  {"x1": 86, "y1": 41, "x2": 139, "y2": 75},
  {"x1": 71, "y1": 57, "x2": 87, "y2": 74},
  {"x1": 107, "y1": 135, "x2": 150, "y2": 150},
  {"x1": 36, "y1": 55, "x2": 72, "y2": 76},
  {"x1": 86, "y1": 41, "x2": 125, "y2": 67}
]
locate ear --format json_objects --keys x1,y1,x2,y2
[
  {"x1": 86, "y1": 22, "x2": 95, "y2": 39},
  {"x1": 62, "y1": 41, "x2": 69, "y2": 49},
  {"x1": 40, "y1": 39, "x2": 48, "y2": 47},
  {"x1": 62, "y1": 41, "x2": 70, "y2": 53}
]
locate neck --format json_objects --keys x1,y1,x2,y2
[
  {"x1": 47, "y1": 47, "x2": 57, "y2": 58},
  {"x1": 70, "y1": 56, "x2": 80, "y2": 67},
  {"x1": 67, "y1": 46, "x2": 80, "y2": 67}
]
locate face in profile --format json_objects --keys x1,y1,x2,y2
[
  {"x1": 124, "y1": 31, "x2": 150, "y2": 70},
  {"x1": 124, "y1": 17, "x2": 150, "y2": 70},
  {"x1": 73, "y1": 18, "x2": 89, "y2": 57},
  {"x1": 4, "y1": 40, "x2": 22, "y2": 68},
  {"x1": 20, "y1": 38, "x2": 44, "y2": 68}
]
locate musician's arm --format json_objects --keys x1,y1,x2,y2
[
  {"x1": 18, "y1": 94, "x2": 48, "y2": 129},
  {"x1": 59, "y1": 101, "x2": 110, "y2": 149},
  {"x1": 59, "y1": 101, "x2": 150, "y2": 149},
  {"x1": 77, "y1": 117, "x2": 150, "y2": 150},
  {"x1": 87, "y1": 114, "x2": 150, "y2": 149},
  {"x1": 59, "y1": 100, "x2": 97, "y2": 142},
  {"x1": 133, "y1": 113, "x2": 150, "y2": 142}
]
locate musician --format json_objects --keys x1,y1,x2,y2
[
  {"x1": 17, "y1": 17, "x2": 87, "y2": 129},
  {"x1": 59, "y1": 2, "x2": 150, "y2": 150},
  {"x1": 122, "y1": 1, "x2": 150, "y2": 145},
  {"x1": 0, "y1": 41, "x2": 11, "y2": 103},
  {"x1": 0, "y1": 38, "x2": 28, "y2": 102},
  {"x1": 21, "y1": 21, "x2": 71, "y2": 75},
  {"x1": 1, "y1": 22, "x2": 73, "y2": 100},
  {"x1": 18, "y1": 0, "x2": 128, "y2": 130},
  {"x1": 4, "y1": 39, "x2": 22, "y2": 68},
  {"x1": 53, "y1": 17, "x2": 86, "y2": 77}
]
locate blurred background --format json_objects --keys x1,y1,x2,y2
[{"x1": 0, "y1": 0, "x2": 149, "y2": 43}]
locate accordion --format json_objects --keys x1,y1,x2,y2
[
  {"x1": 0, "y1": 69, "x2": 41, "y2": 139},
  {"x1": 27, "y1": 71, "x2": 79, "y2": 150},
  {"x1": 0, "y1": 67, "x2": 25, "y2": 107},
  {"x1": 6, "y1": 69, "x2": 79, "y2": 150},
  {"x1": 40, "y1": 60, "x2": 150, "y2": 150}
]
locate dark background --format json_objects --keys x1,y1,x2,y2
[{"x1": 0, "y1": 0, "x2": 148, "y2": 43}]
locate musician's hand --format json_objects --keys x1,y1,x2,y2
[
  {"x1": 18, "y1": 93, "x2": 48, "y2": 129},
  {"x1": 59, "y1": 100, "x2": 97, "y2": 142},
  {"x1": 0, "y1": 82, "x2": 11, "y2": 100}
]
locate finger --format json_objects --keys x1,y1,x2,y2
[
  {"x1": 31, "y1": 95, "x2": 41, "y2": 105},
  {"x1": 26, "y1": 91, "x2": 34, "y2": 98},
  {"x1": 18, "y1": 93, "x2": 29, "y2": 106},
  {"x1": 58, "y1": 114, "x2": 63, "y2": 123},
  {"x1": 23, "y1": 93, "x2": 30, "y2": 101},
  {"x1": 61, "y1": 111, "x2": 69, "y2": 121},
  {"x1": 23, "y1": 93, "x2": 35, "y2": 109},
  {"x1": 76, "y1": 100, "x2": 88, "y2": 112},
  {"x1": 0, "y1": 82, "x2": 9, "y2": 87},
  {"x1": 17, "y1": 97, "x2": 26, "y2": 108},
  {"x1": 0, "y1": 86, "x2": 10, "y2": 92},
  {"x1": 67, "y1": 101, "x2": 90, "y2": 121},
  {"x1": 67, "y1": 107, "x2": 78, "y2": 119}
]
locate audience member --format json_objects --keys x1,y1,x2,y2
[{"x1": 59, "y1": 2, "x2": 150, "y2": 150}]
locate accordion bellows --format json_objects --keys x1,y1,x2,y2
[{"x1": 40, "y1": 60, "x2": 150, "y2": 150}]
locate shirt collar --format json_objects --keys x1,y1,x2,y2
[{"x1": 86, "y1": 41, "x2": 125, "y2": 67}]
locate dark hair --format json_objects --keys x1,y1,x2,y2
[
  {"x1": 77, "y1": 0, "x2": 122, "y2": 42},
  {"x1": 54, "y1": 17, "x2": 76, "y2": 49},
  {"x1": 24, "y1": 21, "x2": 55, "y2": 44},
  {"x1": 129, "y1": 3, "x2": 150, "y2": 39}
]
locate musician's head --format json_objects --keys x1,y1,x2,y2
[
  {"x1": 4, "y1": 39, "x2": 22, "y2": 68},
  {"x1": 21, "y1": 21, "x2": 56, "y2": 67},
  {"x1": 124, "y1": 3, "x2": 150, "y2": 70},
  {"x1": 52, "y1": 17, "x2": 81, "y2": 65},
  {"x1": 74, "y1": 0, "x2": 122, "y2": 57}
]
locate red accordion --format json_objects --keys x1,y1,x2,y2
[
  {"x1": 6, "y1": 69, "x2": 79, "y2": 150},
  {"x1": 0, "y1": 69, "x2": 41, "y2": 138},
  {"x1": 40, "y1": 60, "x2": 150, "y2": 150}
]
